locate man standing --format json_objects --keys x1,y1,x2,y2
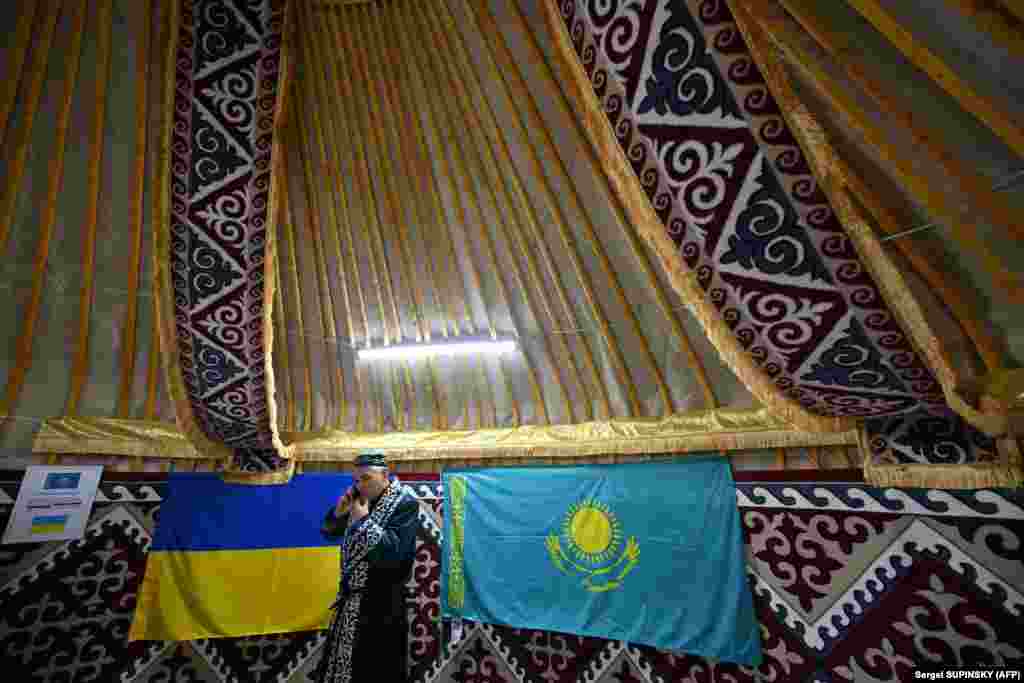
[{"x1": 314, "y1": 451, "x2": 420, "y2": 683}]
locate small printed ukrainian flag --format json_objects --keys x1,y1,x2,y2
[{"x1": 31, "y1": 514, "x2": 68, "y2": 535}]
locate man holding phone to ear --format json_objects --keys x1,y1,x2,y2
[{"x1": 313, "y1": 451, "x2": 420, "y2": 683}]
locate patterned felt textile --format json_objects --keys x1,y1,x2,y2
[
  {"x1": 865, "y1": 410, "x2": 997, "y2": 467},
  {"x1": 160, "y1": 0, "x2": 290, "y2": 475},
  {"x1": 549, "y1": 0, "x2": 948, "y2": 424},
  {"x1": 1, "y1": 471, "x2": 1022, "y2": 681}
]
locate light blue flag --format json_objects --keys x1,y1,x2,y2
[{"x1": 441, "y1": 456, "x2": 762, "y2": 666}]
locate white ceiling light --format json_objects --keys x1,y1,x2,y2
[{"x1": 357, "y1": 338, "x2": 517, "y2": 361}]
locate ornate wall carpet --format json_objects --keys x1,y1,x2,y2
[
  {"x1": 545, "y1": 0, "x2": 956, "y2": 431},
  {"x1": 155, "y1": 0, "x2": 292, "y2": 478},
  {"x1": 1, "y1": 470, "x2": 1022, "y2": 682}
]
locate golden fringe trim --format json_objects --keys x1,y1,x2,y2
[
  {"x1": 538, "y1": 0, "x2": 850, "y2": 434},
  {"x1": 34, "y1": 409, "x2": 857, "y2": 464},
  {"x1": 857, "y1": 424, "x2": 1023, "y2": 489},
  {"x1": 154, "y1": 0, "x2": 294, "y2": 472},
  {"x1": 977, "y1": 368, "x2": 1024, "y2": 407},
  {"x1": 863, "y1": 462, "x2": 1024, "y2": 489},
  {"x1": 34, "y1": 417, "x2": 203, "y2": 459},
  {"x1": 728, "y1": 2, "x2": 1005, "y2": 438},
  {"x1": 962, "y1": 369, "x2": 1024, "y2": 436},
  {"x1": 255, "y1": 0, "x2": 297, "y2": 463}
]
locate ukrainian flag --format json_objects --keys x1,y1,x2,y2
[
  {"x1": 129, "y1": 472, "x2": 351, "y2": 641},
  {"x1": 31, "y1": 514, "x2": 68, "y2": 535}
]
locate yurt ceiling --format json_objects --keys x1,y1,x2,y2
[{"x1": 0, "y1": 0, "x2": 1020, "y2": 479}]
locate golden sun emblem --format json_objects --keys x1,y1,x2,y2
[
  {"x1": 546, "y1": 498, "x2": 640, "y2": 592},
  {"x1": 564, "y1": 500, "x2": 622, "y2": 564}
]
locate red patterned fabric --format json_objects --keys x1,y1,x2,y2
[
  {"x1": 554, "y1": 0, "x2": 946, "y2": 421},
  {"x1": 165, "y1": 0, "x2": 289, "y2": 473}
]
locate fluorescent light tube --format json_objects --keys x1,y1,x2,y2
[{"x1": 357, "y1": 339, "x2": 516, "y2": 361}]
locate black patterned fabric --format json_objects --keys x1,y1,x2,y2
[
  {"x1": 865, "y1": 409, "x2": 998, "y2": 467},
  {"x1": 554, "y1": 0, "x2": 947, "y2": 420},
  {"x1": 168, "y1": 0, "x2": 289, "y2": 473}
]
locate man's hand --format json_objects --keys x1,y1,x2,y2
[
  {"x1": 349, "y1": 496, "x2": 369, "y2": 524},
  {"x1": 336, "y1": 486, "x2": 357, "y2": 516}
]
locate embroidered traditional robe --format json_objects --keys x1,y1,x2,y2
[{"x1": 314, "y1": 479, "x2": 420, "y2": 683}]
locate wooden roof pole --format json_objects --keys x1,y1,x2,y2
[
  {"x1": 842, "y1": 0, "x2": 1024, "y2": 158},
  {"x1": 744, "y1": 0, "x2": 1024, "y2": 305}
]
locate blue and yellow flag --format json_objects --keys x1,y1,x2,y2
[
  {"x1": 129, "y1": 472, "x2": 350, "y2": 641},
  {"x1": 441, "y1": 457, "x2": 761, "y2": 666}
]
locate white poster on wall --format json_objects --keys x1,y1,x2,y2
[{"x1": 2, "y1": 465, "x2": 104, "y2": 544}]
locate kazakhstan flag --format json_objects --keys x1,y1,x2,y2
[{"x1": 441, "y1": 456, "x2": 761, "y2": 666}]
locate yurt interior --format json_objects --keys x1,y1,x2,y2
[{"x1": 0, "y1": 0, "x2": 1022, "y2": 680}]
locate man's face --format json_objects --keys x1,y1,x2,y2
[{"x1": 353, "y1": 466, "x2": 389, "y2": 500}]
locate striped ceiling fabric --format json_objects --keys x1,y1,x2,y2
[{"x1": 0, "y1": 0, "x2": 1020, "y2": 486}]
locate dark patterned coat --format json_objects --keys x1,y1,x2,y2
[{"x1": 313, "y1": 480, "x2": 420, "y2": 683}]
